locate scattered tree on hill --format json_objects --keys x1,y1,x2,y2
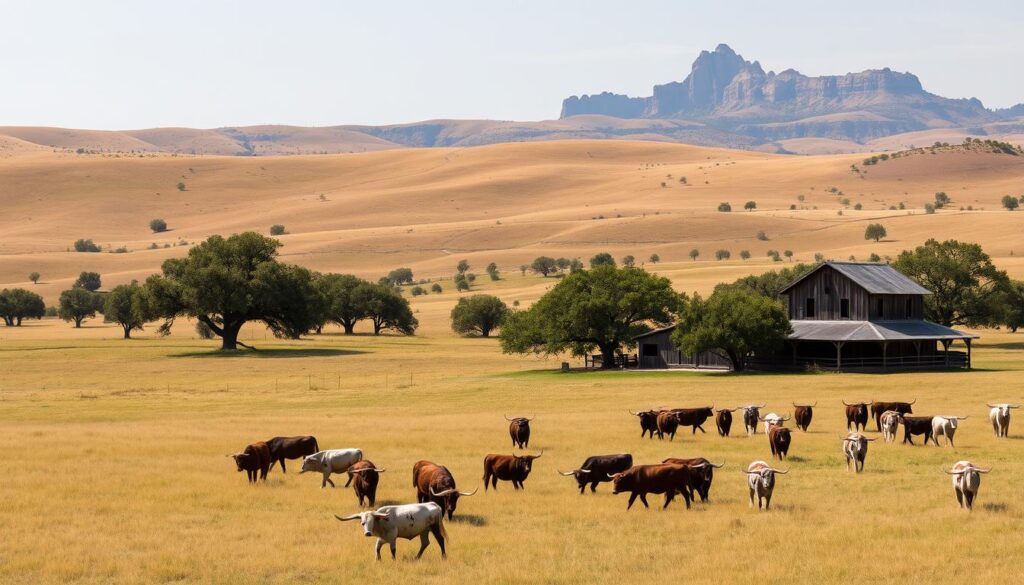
[
  {"x1": 864, "y1": 223, "x2": 887, "y2": 242},
  {"x1": 756, "y1": 231, "x2": 769, "y2": 241},
  {"x1": 269, "y1": 224, "x2": 287, "y2": 236},
  {"x1": 486, "y1": 262, "x2": 500, "y2": 281},
  {"x1": 386, "y1": 267, "x2": 414, "y2": 286},
  {"x1": 317, "y1": 273, "x2": 370, "y2": 334},
  {"x1": 784, "y1": 250, "x2": 793, "y2": 261},
  {"x1": 649, "y1": 254, "x2": 660, "y2": 264},
  {"x1": 74, "y1": 272, "x2": 102, "y2": 292},
  {"x1": 58, "y1": 287, "x2": 103, "y2": 328},
  {"x1": 73, "y1": 239, "x2": 101, "y2": 253},
  {"x1": 454, "y1": 273, "x2": 470, "y2": 291},
  {"x1": 150, "y1": 219, "x2": 168, "y2": 233},
  {"x1": 740, "y1": 250, "x2": 751, "y2": 260},
  {"x1": 717, "y1": 202, "x2": 732, "y2": 212},
  {"x1": 589, "y1": 252, "x2": 616, "y2": 268},
  {"x1": 519, "y1": 264, "x2": 528, "y2": 276},
  {"x1": 0, "y1": 288, "x2": 46, "y2": 326},
  {"x1": 353, "y1": 283, "x2": 418, "y2": 335},
  {"x1": 719, "y1": 263, "x2": 816, "y2": 301},
  {"x1": 457, "y1": 259, "x2": 470, "y2": 274},
  {"x1": 500, "y1": 265, "x2": 683, "y2": 368},
  {"x1": 176, "y1": 182, "x2": 186, "y2": 192},
  {"x1": 410, "y1": 286, "x2": 427, "y2": 296},
  {"x1": 672, "y1": 288, "x2": 791, "y2": 372},
  {"x1": 814, "y1": 253, "x2": 825, "y2": 263},
  {"x1": 924, "y1": 203, "x2": 936, "y2": 214},
  {"x1": 621, "y1": 255, "x2": 635, "y2": 268},
  {"x1": 934, "y1": 192, "x2": 950, "y2": 209},
  {"x1": 450, "y1": 294, "x2": 509, "y2": 337},
  {"x1": 28, "y1": 272, "x2": 40, "y2": 285},
  {"x1": 466, "y1": 273, "x2": 477, "y2": 283},
  {"x1": 868, "y1": 253, "x2": 882, "y2": 262},
  {"x1": 556, "y1": 258, "x2": 571, "y2": 272},
  {"x1": 744, "y1": 201, "x2": 757, "y2": 211},
  {"x1": 1002, "y1": 195, "x2": 1020, "y2": 211},
  {"x1": 767, "y1": 250, "x2": 781, "y2": 262},
  {"x1": 103, "y1": 282, "x2": 152, "y2": 339},
  {"x1": 715, "y1": 249, "x2": 731, "y2": 261},
  {"x1": 431, "y1": 283, "x2": 443, "y2": 294},
  {"x1": 689, "y1": 249, "x2": 700, "y2": 261}
]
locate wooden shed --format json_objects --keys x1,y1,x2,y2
[{"x1": 635, "y1": 325, "x2": 731, "y2": 370}]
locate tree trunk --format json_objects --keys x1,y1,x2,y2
[
  {"x1": 314, "y1": 324, "x2": 323, "y2": 335},
  {"x1": 727, "y1": 348, "x2": 744, "y2": 372},
  {"x1": 373, "y1": 319, "x2": 382, "y2": 335},
  {"x1": 220, "y1": 319, "x2": 245, "y2": 350},
  {"x1": 74, "y1": 317, "x2": 83, "y2": 328},
  {"x1": 342, "y1": 320, "x2": 355, "y2": 335},
  {"x1": 123, "y1": 324, "x2": 132, "y2": 339},
  {"x1": 480, "y1": 329, "x2": 490, "y2": 338},
  {"x1": 16, "y1": 317, "x2": 23, "y2": 326},
  {"x1": 599, "y1": 343, "x2": 618, "y2": 369}
]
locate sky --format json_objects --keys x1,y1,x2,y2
[{"x1": 4, "y1": 0, "x2": 1024, "y2": 129}]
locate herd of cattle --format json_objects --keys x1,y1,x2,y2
[{"x1": 228, "y1": 402, "x2": 1018, "y2": 560}]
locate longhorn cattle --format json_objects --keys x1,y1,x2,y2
[
  {"x1": 661, "y1": 457, "x2": 724, "y2": 502},
  {"x1": 767, "y1": 425, "x2": 792, "y2": 460},
  {"x1": 932, "y1": 416, "x2": 968, "y2": 447},
  {"x1": 671, "y1": 406, "x2": 715, "y2": 434},
  {"x1": 880, "y1": 410, "x2": 901, "y2": 443},
  {"x1": 792, "y1": 402, "x2": 816, "y2": 432},
  {"x1": 843, "y1": 401, "x2": 870, "y2": 431},
  {"x1": 744, "y1": 460, "x2": 787, "y2": 510},
  {"x1": 482, "y1": 451, "x2": 542, "y2": 490},
  {"x1": 558, "y1": 454, "x2": 633, "y2": 494},
  {"x1": 505, "y1": 415, "x2": 533, "y2": 449},
  {"x1": 871, "y1": 400, "x2": 915, "y2": 432},
  {"x1": 656, "y1": 411, "x2": 681, "y2": 441},
  {"x1": 301, "y1": 448, "x2": 364, "y2": 488},
  {"x1": 336, "y1": 502, "x2": 447, "y2": 560},
  {"x1": 345, "y1": 460, "x2": 385, "y2": 507},
  {"x1": 413, "y1": 461, "x2": 476, "y2": 519},
  {"x1": 740, "y1": 405, "x2": 766, "y2": 435},
  {"x1": 988, "y1": 404, "x2": 1020, "y2": 438},
  {"x1": 609, "y1": 463, "x2": 702, "y2": 510},
  {"x1": 901, "y1": 416, "x2": 936, "y2": 446},
  {"x1": 230, "y1": 441, "x2": 271, "y2": 483},
  {"x1": 629, "y1": 409, "x2": 661, "y2": 439},
  {"x1": 944, "y1": 461, "x2": 992, "y2": 510},
  {"x1": 760, "y1": 412, "x2": 790, "y2": 435},
  {"x1": 265, "y1": 435, "x2": 319, "y2": 473},
  {"x1": 715, "y1": 408, "x2": 736, "y2": 437},
  {"x1": 842, "y1": 433, "x2": 875, "y2": 473}
]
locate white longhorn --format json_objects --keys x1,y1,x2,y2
[
  {"x1": 842, "y1": 433, "x2": 875, "y2": 473},
  {"x1": 301, "y1": 448, "x2": 363, "y2": 488},
  {"x1": 944, "y1": 461, "x2": 991, "y2": 510},
  {"x1": 988, "y1": 404, "x2": 1019, "y2": 438},
  {"x1": 760, "y1": 412, "x2": 789, "y2": 435},
  {"x1": 744, "y1": 460, "x2": 787, "y2": 510},
  {"x1": 880, "y1": 410, "x2": 901, "y2": 443},
  {"x1": 336, "y1": 502, "x2": 447, "y2": 560},
  {"x1": 932, "y1": 416, "x2": 968, "y2": 447}
]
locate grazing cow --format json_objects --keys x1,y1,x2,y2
[
  {"x1": 767, "y1": 425, "x2": 792, "y2": 460},
  {"x1": 715, "y1": 408, "x2": 737, "y2": 437},
  {"x1": 345, "y1": 460, "x2": 385, "y2": 507},
  {"x1": 988, "y1": 403, "x2": 1020, "y2": 438},
  {"x1": 871, "y1": 400, "x2": 915, "y2": 432},
  {"x1": 661, "y1": 457, "x2": 724, "y2": 502},
  {"x1": 558, "y1": 454, "x2": 633, "y2": 494},
  {"x1": 656, "y1": 411, "x2": 681, "y2": 441},
  {"x1": 792, "y1": 402, "x2": 816, "y2": 432},
  {"x1": 265, "y1": 436, "x2": 319, "y2": 474},
  {"x1": 932, "y1": 416, "x2": 968, "y2": 447},
  {"x1": 760, "y1": 412, "x2": 790, "y2": 435},
  {"x1": 609, "y1": 463, "x2": 703, "y2": 510},
  {"x1": 413, "y1": 461, "x2": 476, "y2": 520},
  {"x1": 505, "y1": 415, "x2": 533, "y2": 449},
  {"x1": 671, "y1": 406, "x2": 715, "y2": 434},
  {"x1": 744, "y1": 460, "x2": 788, "y2": 510},
  {"x1": 944, "y1": 461, "x2": 992, "y2": 510},
  {"x1": 482, "y1": 452, "x2": 542, "y2": 490},
  {"x1": 740, "y1": 405, "x2": 766, "y2": 435},
  {"x1": 301, "y1": 448, "x2": 363, "y2": 488},
  {"x1": 901, "y1": 416, "x2": 936, "y2": 446},
  {"x1": 843, "y1": 401, "x2": 870, "y2": 431},
  {"x1": 842, "y1": 433, "x2": 876, "y2": 473},
  {"x1": 630, "y1": 409, "x2": 661, "y2": 439},
  {"x1": 880, "y1": 410, "x2": 901, "y2": 443},
  {"x1": 230, "y1": 441, "x2": 271, "y2": 484},
  {"x1": 336, "y1": 502, "x2": 447, "y2": 560}
]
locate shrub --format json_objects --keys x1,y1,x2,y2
[
  {"x1": 486, "y1": 262, "x2": 500, "y2": 281},
  {"x1": 924, "y1": 203, "x2": 936, "y2": 214},
  {"x1": 454, "y1": 273, "x2": 470, "y2": 291},
  {"x1": 868, "y1": 253, "x2": 881, "y2": 262},
  {"x1": 519, "y1": 264, "x2": 528, "y2": 276},
  {"x1": 149, "y1": 219, "x2": 168, "y2": 233},
  {"x1": 1002, "y1": 195, "x2": 1020, "y2": 211},
  {"x1": 73, "y1": 239, "x2": 101, "y2": 253},
  {"x1": 466, "y1": 273, "x2": 476, "y2": 283},
  {"x1": 740, "y1": 250, "x2": 751, "y2": 260},
  {"x1": 410, "y1": 286, "x2": 427, "y2": 296},
  {"x1": 269, "y1": 224, "x2": 287, "y2": 236},
  {"x1": 431, "y1": 283, "x2": 443, "y2": 294},
  {"x1": 649, "y1": 254, "x2": 660, "y2": 264},
  {"x1": 854, "y1": 203, "x2": 863, "y2": 210},
  {"x1": 744, "y1": 201, "x2": 757, "y2": 211},
  {"x1": 621, "y1": 255, "x2": 635, "y2": 267},
  {"x1": 756, "y1": 231, "x2": 769, "y2": 241},
  {"x1": 814, "y1": 253, "x2": 825, "y2": 263},
  {"x1": 935, "y1": 192, "x2": 950, "y2": 208},
  {"x1": 176, "y1": 182, "x2": 186, "y2": 191},
  {"x1": 717, "y1": 202, "x2": 732, "y2": 212},
  {"x1": 767, "y1": 250, "x2": 781, "y2": 262}
]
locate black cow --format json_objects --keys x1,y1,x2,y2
[
  {"x1": 843, "y1": 401, "x2": 869, "y2": 432},
  {"x1": 661, "y1": 457, "x2": 724, "y2": 502},
  {"x1": 558, "y1": 454, "x2": 633, "y2": 493},
  {"x1": 715, "y1": 408, "x2": 736, "y2": 437},
  {"x1": 902, "y1": 415, "x2": 937, "y2": 446},
  {"x1": 505, "y1": 415, "x2": 533, "y2": 449},
  {"x1": 266, "y1": 436, "x2": 319, "y2": 473},
  {"x1": 871, "y1": 400, "x2": 915, "y2": 432},
  {"x1": 672, "y1": 406, "x2": 715, "y2": 434},
  {"x1": 740, "y1": 405, "x2": 766, "y2": 435},
  {"x1": 630, "y1": 409, "x2": 661, "y2": 439}
]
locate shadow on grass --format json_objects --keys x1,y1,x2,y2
[
  {"x1": 982, "y1": 502, "x2": 1008, "y2": 513},
  {"x1": 449, "y1": 514, "x2": 487, "y2": 527},
  {"x1": 170, "y1": 348, "x2": 368, "y2": 359}
]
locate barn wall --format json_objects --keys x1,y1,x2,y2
[
  {"x1": 787, "y1": 266, "x2": 870, "y2": 320},
  {"x1": 637, "y1": 330, "x2": 731, "y2": 369}
]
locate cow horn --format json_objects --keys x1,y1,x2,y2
[
  {"x1": 430, "y1": 487, "x2": 457, "y2": 497},
  {"x1": 708, "y1": 461, "x2": 724, "y2": 468},
  {"x1": 942, "y1": 467, "x2": 966, "y2": 475},
  {"x1": 781, "y1": 414, "x2": 791, "y2": 421},
  {"x1": 689, "y1": 462, "x2": 708, "y2": 469},
  {"x1": 842, "y1": 400, "x2": 852, "y2": 406},
  {"x1": 769, "y1": 467, "x2": 789, "y2": 474},
  {"x1": 527, "y1": 414, "x2": 535, "y2": 421},
  {"x1": 987, "y1": 403, "x2": 996, "y2": 408},
  {"x1": 577, "y1": 468, "x2": 592, "y2": 473},
  {"x1": 1011, "y1": 405, "x2": 1021, "y2": 409},
  {"x1": 504, "y1": 414, "x2": 514, "y2": 421},
  {"x1": 335, "y1": 513, "x2": 362, "y2": 522},
  {"x1": 557, "y1": 470, "x2": 576, "y2": 476},
  {"x1": 957, "y1": 416, "x2": 968, "y2": 420},
  {"x1": 864, "y1": 437, "x2": 878, "y2": 441},
  {"x1": 628, "y1": 409, "x2": 641, "y2": 416},
  {"x1": 908, "y1": 399, "x2": 916, "y2": 405},
  {"x1": 973, "y1": 466, "x2": 992, "y2": 473},
  {"x1": 743, "y1": 470, "x2": 762, "y2": 475},
  {"x1": 532, "y1": 450, "x2": 543, "y2": 459},
  {"x1": 458, "y1": 487, "x2": 478, "y2": 496},
  {"x1": 608, "y1": 473, "x2": 622, "y2": 479}
]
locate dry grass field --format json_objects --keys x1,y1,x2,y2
[{"x1": 1, "y1": 140, "x2": 1024, "y2": 584}]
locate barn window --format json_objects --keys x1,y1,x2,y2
[
  {"x1": 905, "y1": 298, "x2": 913, "y2": 318},
  {"x1": 840, "y1": 298, "x2": 850, "y2": 319},
  {"x1": 641, "y1": 344, "x2": 658, "y2": 357},
  {"x1": 876, "y1": 298, "x2": 884, "y2": 318},
  {"x1": 806, "y1": 298, "x2": 816, "y2": 318}
]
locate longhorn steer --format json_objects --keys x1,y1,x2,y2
[
  {"x1": 265, "y1": 435, "x2": 319, "y2": 473},
  {"x1": 656, "y1": 411, "x2": 681, "y2": 441},
  {"x1": 944, "y1": 461, "x2": 992, "y2": 510},
  {"x1": 740, "y1": 405, "x2": 765, "y2": 436},
  {"x1": 345, "y1": 460, "x2": 385, "y2": 507},
  {"x1": 671, "y1": 406, "x2": 715, "y2": 434},
  {"x1": 880, "y1": 410, "x2": 901, "y2": 443},
  {"x1": 558, "y1": 454, "x2": 633, "y2": 494},
  {"x1": 301, "y1": 448, "x2": 364, "y2": 488},
  {"x1": 661, "y1": 457, "x2": 724, "y2": 502},
  {"x1": 871, "y1": 400, "x2": 915, "y2": 432},
  {"x1": 230, "y1": 441, "x2": 270, "y2": 483},
  {"x1": 715, "y1": 408, "x2": 736, "y2": 437},
  {"x1": 932, "y1": 416, "x2": 968, "y2": 447},
  {"x1": 988, "y1": 404, "x2": 1020, "y2": 438},
  {"x1": 744, "y1": 460, "x2": 787, "y2": 510},
  {"x1": 412, "y1": 461, "x2": 476, "y2": 520},
  {"x1": 630, "y1": 409, "x2": 660, "y2": 439},
  {"x1": 609, "y1": 463, "x2": 702, "y2": 510},
  {"x1": 760, "y1": 412, "x2": 790, "y2": 435},
  {"x1": 792, "y1": 402, "x2": 816, "y2": 432},
  {"x1": 482, "y1": 452, "x2": 542, "y2": 490},
  {"x1": 843, "y1": 401, "x2": 869, "y2": 431},
  {"x1": 505, "y1": 415, "x2": 533, "y2": 449},
  {"x1": 336, "y1": 502, "x2": 447, "y2": 560},
  {"x1": 842, "y1": 433, "x2": 875, "y2": 473},
  {"x1": 901, "y1": 416, "x2": 936, "y2": 446},
  {"x1": 767, "y1": 425, "x2": 792, "y2": 460}
]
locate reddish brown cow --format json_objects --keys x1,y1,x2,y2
[
  {"x1": 505, "y1": 415, "x2": 533, "y2": 449},
  {"x1": 413, "y1": 460, "x2": 477, "y2": 519},
  {"x1": 230, "y1": 441, "x2": 270, "y2": 483},
  {"x1": 715, "y1": 408, "x2": 737, "y2": 437},
  {"x1": 767, "y1": 425, "x2": 792, "y2": 460},
  {"x1": 482, "y1": 452, "x2": 542, "y2": 490},
  {"x1": 792, "y1": 402, "x2": 816, "y2": 432},
  {"x1": 609, "y1": 463, "x2": 702, "y2": 510},
  {"x1": 345, "y1": 460, "x2": 385, "y2": 507},
  {"x1": 629, "y1": 409, "x2": 660, "y2": 439},
  {"x1": 661, "y1": 457, "x2": 724, "y2": 502},
  {"x1": 843, "y1": 400, "x2": 870, "y2": 431},
  {"x1": 871, "y1": 400, "x2": 915, "y2": 432},
  {"x1": 656, "y1": 411, "x2": 681, "y2": 441}
]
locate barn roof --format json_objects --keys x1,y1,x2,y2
[
  {"x1": 635, "y1": 324, "x2": 676, "y2": 339},
  {"x1": 779, "y1": 262, "x2": 932, "y2": 296},
  {"x1": 787, "y1": 320, "x2": 977, "y2": 342}
]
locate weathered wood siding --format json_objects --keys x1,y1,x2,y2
[
  {"x1": 637, "y1": 329, "x2": 731, "y2": 369},
  {"x1": 785, "y1": 266, "x2": 924, "y2": 321}
]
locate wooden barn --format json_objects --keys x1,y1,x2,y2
[
  {"x1": 747, "y1": 261, "x2": 978, "y2": 371},
  {"x1": 635, "y1": 325, "x2": 732, "y2": 370}
]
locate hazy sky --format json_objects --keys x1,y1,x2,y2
[{"x1": 5, "y1": 1, "x2": 1024, "y2": 129}]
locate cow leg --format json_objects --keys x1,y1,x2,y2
[
  {"x1": 590, "y1": 482, "x2": 598, "y2": 493},
  {"x1": 375, "y1": 539, "x2": 385, "y2": 561},
  {"x1": 748, "y1": 487, "x2": 755, "y2": 507},
  {"x1": 965, "y1": 491, "x2": 974, "y2": 510},
  {"x1": 764, "y1": 493, "x2": 772, "y2": 510},
  {"x1": 696, "y1": 424, "x2": 705, "y2": 434},
  {"x1": 431, "y1": 524, "x2": 447, "y2": 559},
  {"x1": 663, "y1": 492, "x2": 674, "y2": 509},
  {"x1": 627, "y1": 493, "x2": 638, "y2": 509},
  {"x1": 345, "y1": 474, "x2": 354, "y2": 488},
  {"x1": 416, "y1": 532, "x2": 430, "y2": 559},
  {"x1": 639, "y1": 493, "x2": 650, "y2": 509},
  {"x1": 280, "y1": 459, "x2": 287, "y2": 474},
  {"x1": 954, "y1": 488, "x2": 964, "y2": 508}
]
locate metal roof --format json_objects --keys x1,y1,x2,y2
[
  {"x1": 788, "y1": 320, "x2": 977, "y2": 342},
  {"x1": 780, "y1": 262, "x2": 932, "y2": 296},
  {"x1": 635, "y1": 324, "x2": 677, "y2": 339}
]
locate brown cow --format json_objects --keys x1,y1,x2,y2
[
  {"x1": 656, "y1": 411, "x2": 681, "y2": 441},
  {"x1": 715, "y1": 408, "x2": 737, "y2": 437},
  {"x1": 345, "y1": 460, "x2": 385, "y2": 507},
  {"x1": 843, "y1": 400, "x2": 870, "y2": 431},
  {"x1": 230, "y1": 441, "x2": 270, "y2": 483},
  {"x1": 629, "y1": 409, "x2": 661, "y2": 439},
  {"x1": 661, "y1": 457, "x2": 724, "y2": 502},
  {"x1": 265, "y1": 435, "x2": 319, "y2": 473},
  {"x1": 482, "y1": 452, "x2": 542, "y2": 490},
  {"x1": 792, "y1": 402, "x2": 816, "y2": 432},
  {"x1": 767, "y1": 425, "x2": 792, "y2": 460},
  {"x1": 505, "y1": 415, "x2": 533, "y2": 449},
  {"x1": 413, "y1": 460, "x2": 477, "y2": 519},
  {"x1": 672, "y1": 406, "x2": 715, "y2": 434},
  {"x1": 609, "y1": 463, "x2": 703, "y2": 510},
  {"x1": 871, "y1": 400, "x2": 915, "y2": 432}
]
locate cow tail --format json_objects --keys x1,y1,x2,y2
[
  {"x1": 438, "y1": 514, "x2": 449, "y2": 543},
  {"x1": 313, "y1": 438, "x2": 320, "y2": 452}
]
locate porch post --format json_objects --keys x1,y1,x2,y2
[
  {"x1": 966, "y1": 338, "x2": 972, "y2": 369},
  {"x1": 834, "y1": 341, "x2": 844, "y2": 370},
  {"x1": 942, "y1": 340, "x2": 951, "y2": 367},
  {"x1": 791, "y1": 341, "x2": 799, "y2": 367},
  {"x1": 882, "y1": 341, "x2": 888, "y2": 370}
]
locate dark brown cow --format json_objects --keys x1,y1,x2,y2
[
  {"x1": 231, "y1": 441, "x2": 270, "y2": 483},
  {"x1": 609, "y1": 463, "x2": 702, "y2": 510},
  {"x1": 413, "y1": 460, "x2": 476, "y2": 519},
  {"x1": 656, "y1": 411, "x2": 681, "y2": 441},
  {"x1": 767, "y1": 425, "x2": 792, "y2": 460},
  {"x1": 792, "y1": 402, "x2": 816, "y2": 432},
  {"x1": 558, "y1": 454, "x2": 633, "y2": 494},
  {"x1": 265, "y1": 435, "x2": 319, "y2": 473},
  {"x1": 871, "y1": 400, "x2": 915, "y2": 432},
  {"x1": 672, "y1": 406, "x2": 715, "y2": 434},
  {"x1": 715, "y1": 408, "x2": 736, "y2": 437},
  {"x1": 345, "y1": 460, "x2": 385, "y2": 507},
  {"x1": 629, "y1": 409, "x2": 660, "y2": 439},
  {"x1": 661, "y1": 457, "x2": 724, "y2": 502},
  {"x1": 843, "y1": 400, "x2": 870, "y2": 431},
  {"x1": 902, "y1": 415, "x2": 936, "y2": 446},
  {"x1": 482, "y1": 452, "x2": 542, "y2": 490},
  {"x1": 505, "y1": 415, "x2": 533, "y2": 449}
]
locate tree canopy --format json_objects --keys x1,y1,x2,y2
[
  {"x1": 353, "y1": 283, "x2": 418, "y2": 335},
  {"x1": 74, "y1": 271, "x2": 102, "y2": 292},
  {"x1": 531, "y1": 256, "x2": 557, "y2": 277},
  {"x1": 450, "y1": 294, "x2": 509, "y2": 337},
  {"x1": 59, "y1": 287, "x2": 103, "y2": 328},
  {"x1": 0, "y1": 288, "x2": 46, "y2": 326},
  {"x1": 385, "y1": 267, "x2": 414, "y2": 286},
  {"x1": 717, "y1": 263, "x2": 816, "y2": 301},
  {"x1": 316, "y1": 273, "x2": 369, "y2": 334},
  {"x1": 150, "y1": 219, "x2": 168, "y2": 233},
  {"x1": 864, "y1": 223, "x2": 887, "y2": 242},
  {"x1": 589, "y1": 252, "x2": 616, "y2": 268},
  {"x1": 103, "y1": 282, "x2": 152, "y2": 339},
  {"x1": 1000, "y1": 280, "x2": 1024, "y2": 333},
  {"x1": 500, "y1": 265, "x2": 683, "y2": 367}
]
